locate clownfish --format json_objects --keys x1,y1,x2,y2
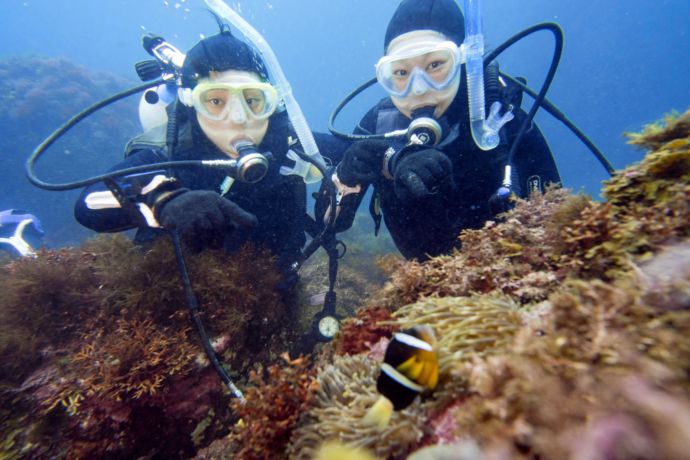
[{"x1": 363, "y1": 325, "x2": 439, "y2": 431}]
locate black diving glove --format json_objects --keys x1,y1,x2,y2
[
  {"x1": 157, "y1": 190, "x2": 257, "y2": 248},
  {"x1": 336, "y1": 139, "x2": 390, "y2": 186},
  {"x1": 393, "y1": 149, "x2": 455, "y2": 201}
]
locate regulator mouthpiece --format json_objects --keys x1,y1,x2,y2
[
  {"x1": 230, "y1": 141, "x2": 270, "y2": 183},
  {"x1": 407, "y1": 107, "x2": 442, "y2": 146}
]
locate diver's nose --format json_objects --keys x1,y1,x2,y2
[
  {"x1": 411, "y1": 74, "x2": 429, "y2": 96},
  {"x1": 228, "y1": 95, "x2": 248, "y2": 125}
]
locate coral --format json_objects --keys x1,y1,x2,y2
[
  {"x1": 283, "y1": 110, "x2": 690, "y2": 459},
  {"x1": 625, "y1": 110, "x2": 690, "y2": 152},
  {"x1": 393, "y1": 296, "x2": 522, "y2": 375},
  {"x1": 287, "y1": 355, "x2": 426, "y2": 459},
  {"x1": 0, "y1": 248, "x2": 103, "y2": 386},
  {"x1": 0, "y1": 235, "x2": 293, "y2": 458},
  {"x1": 377, "y1": 188, "x2": 574, "y2": 308},
  {"x1": 217, "y1": 355, "x2": 316, "y2": 460},
  {"x1": 68, "y1": 318, "x2": 197, "y2": 401},
  {"x1": 334, "y1": 306, "x2": 398, "y2": 356},
  {"x1": 5, "y1": 108, "x2": 690, "y2": 459}
]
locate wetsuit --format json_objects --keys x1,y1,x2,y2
[
  {"x1": 75, "y1": 108, "x2": 348, "y2": 282},
  {"x1": 332, "y1": 71, "x2": 561, "y2": 260}
]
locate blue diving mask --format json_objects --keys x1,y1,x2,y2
[{"x1": 375, "y1": 40, "x2": 464, "y2": 98}]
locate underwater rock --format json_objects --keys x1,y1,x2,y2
[
  {"x1": 0, "y1": 57, "x2": 139, "y2": 247},
  {"x1": 285, "y1": 108, "x2": 690, "y2": 459},
  {"x1": 334, "y1": 306, "x2": 398, "y2": 356},
  {"x1": 209, "y1": 355, "x2": 317, "y2": 460},
  {"x1": 0, "y1": 235, "x2": 292, "y2": 459},
  {"x1": 637, "y1": 239, "x2": 690, "y2": 311},
  {"x1": 4, "y1": 108, "x2": 690, "y2": 458}
]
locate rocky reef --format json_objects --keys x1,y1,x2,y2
[
  {"x1": 2, "y1": 109, "x2": 690, "y2": 459},
  {"x1": 0, "y1": 57, "x2": 139, "y2": 247},
  {"x1": 201, "y1": 110, "x2": 690, "y2": 459},
  {"x1": 0, "y1": 237, "x2": 305, "y2": 458}
]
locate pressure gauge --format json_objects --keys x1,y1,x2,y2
[{"x1": 312, "y1": 311, "x2": 340, "y2": 342}]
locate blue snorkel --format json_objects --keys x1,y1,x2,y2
[{"x1": 463, "y1": 0, "x2": 514, "y2": 152}]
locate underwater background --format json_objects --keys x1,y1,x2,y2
[
  {"x1": 1, "y1": 2, "x2": 690, "y2": 459},
  {"x1": 0, "y1": 0, "x2": 688, "y2": 247}
]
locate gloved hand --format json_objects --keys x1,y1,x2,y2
[
  {"x1": 158, "y1": 190, "x2": 257, "y2": 248},
  {"x1": 336, "y1": 139, "x2": 390, "y2": 186},
  {"x1": 393, "y1": 149, "x2": 455, "y2": 201}
]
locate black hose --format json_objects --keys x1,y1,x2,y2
[
  {"x1": 28, "y1": 159, "x2": 232, "y2": 191},
  {"x1": 499, "y1": 72, "x2": 615, "y2": 175},
  {"x1": 170, "y1": 231, "x2": 245, "y2": 400},
  {"x1": 25, "y1": 79, "x2": 240, "y2": 191},
  {"x1": 26, "y1": 78, "x2": 165, "y2": 190},
  {"x1": 484, "y1": 23, "x2": 564, "y2": 170},
  {"x1": 484, "y1": 62, "x2": 502, "y2": 113},
  {"x1": 327, "y1": 77, "x2": 383, "y2": 141},
  {"x1": 327, "y1": 23, "x2": 614, "y2": 177}
]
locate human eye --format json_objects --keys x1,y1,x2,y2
[
  {"x1": 202, "y1": 89, "x2": 228, "y2": 115},
  {"x1": 392, "y1": 67, "x2": 408, "y2": 78},
  {"x1": 243, "y1": 89, "x2": 266, "y2": 113},
  {"x1": 426, "y1": 58, "x2": 449, "y2": 72},
  {"x1": 204, "y1": 90, "x2": 228, "y2": 107}
]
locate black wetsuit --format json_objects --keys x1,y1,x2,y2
[
  {"x1": 334, "y1": 72, "x2": 561, "y2": 260},
  {"x1": 75, "y1": 109, "x2": 348, "y2": 282}
]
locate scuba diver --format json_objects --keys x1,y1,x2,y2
[
  {"x1": 0, "y1": 209, "x2": 44, "y2": 258},
  {"x1": 74, "y1": 28, "x2": 348, "y2": 291},
  {"x1": 323, "y1": 0, "x2": 561, "y2": 261}
]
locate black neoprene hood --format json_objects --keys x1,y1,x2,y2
[
  {"x1": 180, "y1": 32, "x2": 268, "y2": 88},
  {"x1": 384, "y1": 0, "x2": 466, "y2": 52}
]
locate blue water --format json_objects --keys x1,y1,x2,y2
[{"x1": 1, "y1": 0, "x2": 689, "y2": 246}]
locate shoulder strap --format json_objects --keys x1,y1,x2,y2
[{"x1": 124, "y1": 105, "x2": 195, "y2": 158}]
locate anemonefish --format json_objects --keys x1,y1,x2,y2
[{"x1": 363, "y1": 325, "x2": 439, "y2": 431}]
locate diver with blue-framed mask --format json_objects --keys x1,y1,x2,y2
[{"x1": 321, "y1": 0, "x2": 564, "y2": 261}]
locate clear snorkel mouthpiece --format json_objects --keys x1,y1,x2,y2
[
  {"x1": 204, "y1": 0, "x2": 326, "y2": 184},
  {"x1": 463, "y1": 0, "x2": 514, "y2": 151}
]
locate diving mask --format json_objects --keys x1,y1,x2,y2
[
  {"x1": 191, "y1": 81, "x2": 279, "y2": 122},
  {"x1": 376, "y1": 40, "x2": 463, "y2": 98}
]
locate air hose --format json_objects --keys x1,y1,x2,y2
[
  {"x1": 25, "y1": 79, "x2": 243, "y2": 192},
  {"x1": 327, "y1": 23, "x2": 614, "y2": 177},
  {"x1": 171, "y1": 231, "x2": 245, "y2": 401}
]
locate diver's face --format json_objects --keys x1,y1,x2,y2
[
  {"x1": 195, "y1": 70, "x2": 270, "y2": 158},
  {"x1": 385, "y1": 32, "x2": 460, "y2": 119}
]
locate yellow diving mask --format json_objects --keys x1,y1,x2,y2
[{"x1": 190, "y1": 81, "x2": 279, "y2": 122}]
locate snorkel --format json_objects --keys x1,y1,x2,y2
[
  {"x1": 462, "y1": 0, "x2": 513, "y2": 151},
  {"x1": 204, "y1": 0, "x2": 327, "y2": 184}
]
